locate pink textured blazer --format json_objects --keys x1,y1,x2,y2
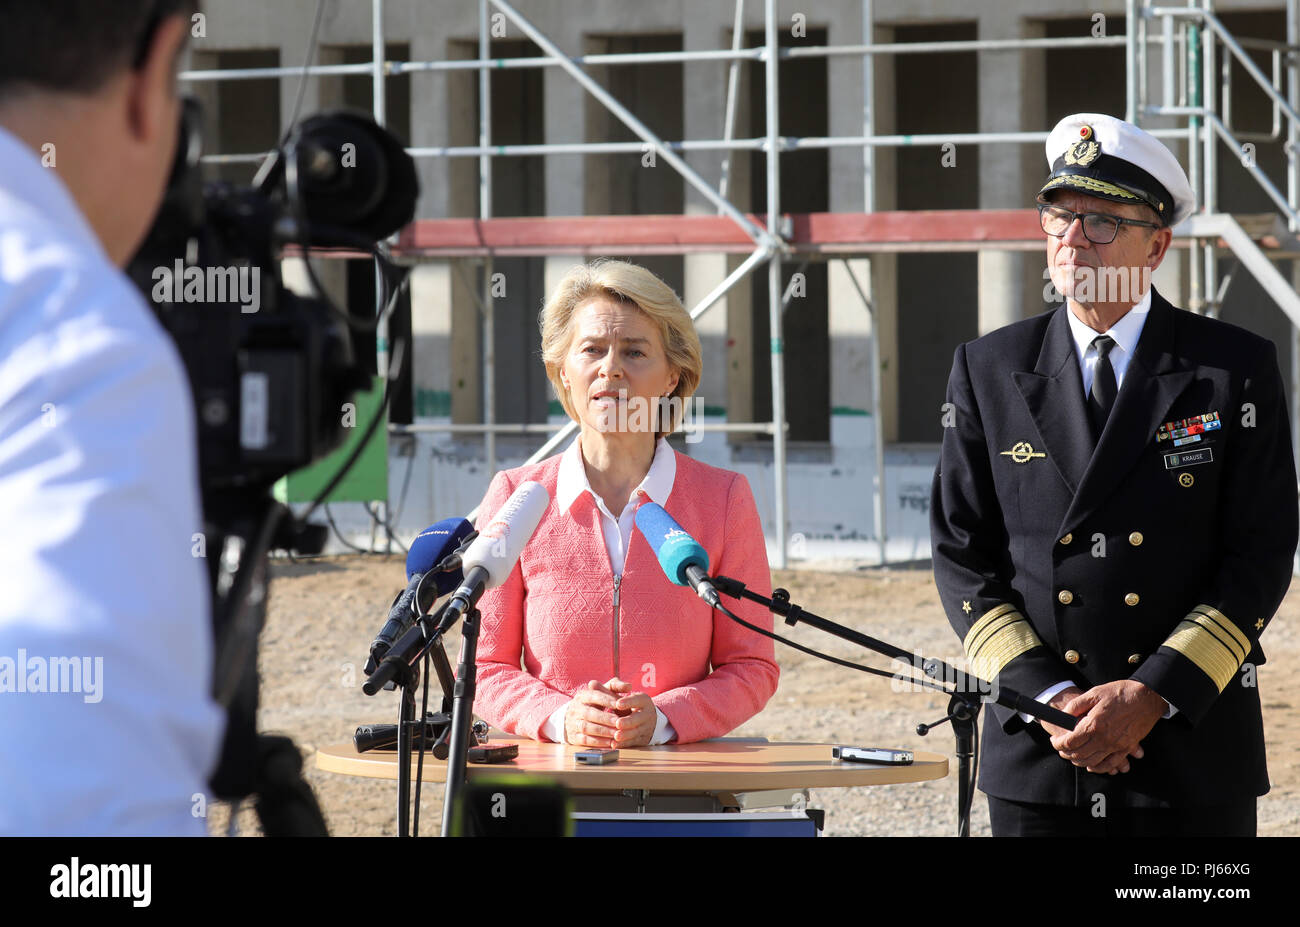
[{"x1": 473, "y1": 449, "x2": 779, "y2": 744}]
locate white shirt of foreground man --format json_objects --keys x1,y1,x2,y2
[{"x1": 0, "y1": 126, "x2": 223, "y2": 835}]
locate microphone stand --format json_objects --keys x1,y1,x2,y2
[
  {"x1": 364, "y1": 602, "x2": 456, "y2": 837},
  {"x1": 712, "y1": 576, "x2": 1077, "y2": 837},
  {"x1": 440, "y1": 606, "x2": 482, "y2": 838}
]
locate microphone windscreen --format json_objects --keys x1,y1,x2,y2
[
  {"x1": 406, "y1": 517, "x2": 475, "y2": 581},
  {"x1": 634, "y1": 502, "x2": 709, "y2": 587},
  {"x1": 463, "y1": 481, "x2": 550, "y2": 588}
]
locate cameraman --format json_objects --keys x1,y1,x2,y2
[{"x1": 0, "y1": 2, "x2": 223, "y2": 834}]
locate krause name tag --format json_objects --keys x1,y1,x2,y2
[{"x1": 1164, "y1": 448, "x2": 1214, "y2": 469}]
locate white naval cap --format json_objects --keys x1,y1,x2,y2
[{"x1": 1038, "y1": 113, "x2": 1196, "y2": 227}]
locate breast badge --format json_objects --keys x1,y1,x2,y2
[{"x1": 1000, "y1": 442, "x2": 1046, "y2": 464}]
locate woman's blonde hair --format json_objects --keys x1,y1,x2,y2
[{"x1": 539, "y1": 259, "x2": 702, "y2": 436}]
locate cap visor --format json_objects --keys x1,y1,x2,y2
[{"x1": 1038, "y1": 174, "x2": 1148, "y2": 208}]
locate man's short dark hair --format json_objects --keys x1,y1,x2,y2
[{"x1": 0, "y1": 1, "x2": 200, "y2": 99}]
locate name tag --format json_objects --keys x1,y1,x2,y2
[{"x1": 1164, "y1": 448, "x2": 1213, "y2": 469}]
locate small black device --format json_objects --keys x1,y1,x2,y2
[
  {"x1": 832, "y1": 746, "x2": 914, "y2": 765},
  {"x1": 467, "y1": 743, "x2": 518, "y2": 764},
  {"x1": 574, "y1": 748, "x2": 620, "y2": 765}
]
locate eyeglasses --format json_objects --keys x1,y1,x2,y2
[{"x1": 1038, "y1": 204, "x2": 1160, "y2": 245}]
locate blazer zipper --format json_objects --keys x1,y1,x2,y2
[{"x1": 612, "y1": 572, "x2": 622, "y2": 679}]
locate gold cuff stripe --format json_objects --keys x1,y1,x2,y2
[
  {"x1": 962, "y1": 603, "x2": 1018, "y2": 654},
  {"x1": 1189, "y1": 604, "x2": 1250, "y2": 660},
  {"x1": 1164, "y1": 612, "x2": 1247, "y2": 693},
  {"x1": 964, "y1": 604, "x2": 1043, "y2": 680},
  {"x1": 1041, "y1": 175, "x2": 1143, "y2": 202}
]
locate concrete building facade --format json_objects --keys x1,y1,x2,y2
[{"x1": 182, "y1": 0, "x2": 1297, "y2": 561}]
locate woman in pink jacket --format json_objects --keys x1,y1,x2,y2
[{"x1": 473, "y1": 260, "x2": 779, "y2": 747}]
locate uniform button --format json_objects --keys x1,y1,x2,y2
[
  {"x1": 1060, "y1": 533, "x2": 1073, "y2": 545},
  {"x1": 1064, "y1": 649, "x2": 1080, "y2": 664},
  {"x1": 1058, "y1": 589, "x2": 1074, "y2": 605},
  {"x1": 1129, "y1": 531, "x2": 1144, "y2": 546},
  {"x1": 1128, "y1": 653, "x2": 1142, "y2": 665},
  {"x1": 1124, "y1": 592, "x2": 1140, "y2": 606}
]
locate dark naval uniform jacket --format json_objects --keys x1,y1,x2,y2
[{"x1": 930, "y1": 288, "x2": 1297, "y2": 808}]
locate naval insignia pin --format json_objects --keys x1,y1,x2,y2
[
  {"x1": 1064, "y1": 125, "x2": 1101, "y2": 166},
  {"x1": 1000, "y1": 441, "x2": 1046, "y2": 464},
  {"x1": 1178, "y1": 472, "x2": 1195, "y2": 488},
  {"x1": 962, "y1": 601, "x2": 972, "y2": 615}
]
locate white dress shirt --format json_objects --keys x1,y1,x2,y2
[
  {"x1": 0, "y1": 126, "x2": 223, "y2": 834},
  {"x1": 1066, "y1": 287, "x2": 1151, "y2": 397},
  {"x1": 540, "y1": 436, "x2": 678, "y2": 745},
  {"x1": 1026, "y1": 290, "x2": 1174, "y2": 724}
]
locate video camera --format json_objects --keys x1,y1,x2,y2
[
  {"x1": 129, "y1": 97, "x2": 417, "y2": 502},
  {"x1": 125, "y1": 97, "x2": 419, "y2": 832}
]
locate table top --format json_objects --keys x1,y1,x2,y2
[{"x1": 316, "y1": 737, "x2": 949, "y2": 791}]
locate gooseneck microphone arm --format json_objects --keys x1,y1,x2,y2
[
  {"x1": 711, "y1": 574, "x2": 1077, "y2": 839},
  {"x1": 711, "y1": 575, "x2": 1078, "y2": 731}
]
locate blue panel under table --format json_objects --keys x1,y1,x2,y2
[{"x1": 572, "y1": 811, "x2": 818, "y2": 837}]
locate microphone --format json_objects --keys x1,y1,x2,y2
[
  {"x1": 434, "y1": 480, "x2": 550, "y2": 635},
  {"x1": 633, "y1": 502, "x2": 720, "y2": 606},
  {"x1": 366, "y1": 517, "x2": 474, "y2": 671}
]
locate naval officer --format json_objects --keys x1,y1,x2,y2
[{"x1": 930, "y1": 112, "x2": 1297, "y2": 836}]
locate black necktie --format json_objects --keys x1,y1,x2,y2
[{"x1": 1088, "y1": 335, "x2": 1118, "y2": 441}]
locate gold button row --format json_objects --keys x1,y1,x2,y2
[
  {"x1": 1062, "y1": 651, "x2": 1144, "y2": 665},
  {"x1": 1059, "y1": 531, "x2": 1144, "y2": 546},
  {"x1": 1056, "y1": 590, "x2": 1142, "y2": 606}
]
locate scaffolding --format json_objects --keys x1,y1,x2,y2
[{"x1": 181, "y1": 0, "x2": 1300, "y2": 569}]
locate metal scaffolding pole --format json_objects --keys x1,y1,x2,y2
[
  {"x1": 1127, "y1": 0, "x2": 1141, "y2": 123},
  {"x1": 864, "y1": 0, "x2": 885, "y2": 567},
  {"x1": 718, "y1": 0, "x2": 745, "y2": 208},
  {"x1": 372, "y1": 0, "x2": 388, "y2": 552},
  {"x1": 765, "y1": 0, "x2": 788, "y2": 570},
  {"x1": 1202, "y1": 0, "x2": 1218, "y2": 318},
  {"x1": 1285, "y1": 0, "x2": 1300, "y2": 581},
  {"x1": 479, "y1": 0, "x2": 496, "y2": 478}
]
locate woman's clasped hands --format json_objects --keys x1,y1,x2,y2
[{"x1": 563, "y1": 678, "x2": 658, "y2": 748}]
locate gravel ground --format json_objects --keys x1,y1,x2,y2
[{"x1": 207, "y1": 555, "x2": 1300, "y2": 837}]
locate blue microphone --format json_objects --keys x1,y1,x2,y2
[
  {"x1": 406, "y1": 518, "x2": 475, "y2": 580},
  {"x1": 367, "y1": 517, "x2": 475, "y2": 670},
  {"x1": 633, "y1": 502, "x2": 720, "y2": 606}
]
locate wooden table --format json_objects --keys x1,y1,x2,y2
[{"x1": 317, "y1": 737, "x2": 948, "y2": 811}]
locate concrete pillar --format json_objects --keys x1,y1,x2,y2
[
  {"x1": 540, "y1": 30, "x2": 590, "y2": 417},
  {"x1": 404, "y1": 24, "x2": 457, "y2": 421},
  {"x1": 682, "y1": 6, "x2": 733, "y2": 421},
  {"x1": 826, "y1": 7, "x2": 871, "y2": 447},
  {"x1": 977, "y1": 12, "x2": 1047, "y2": 335},
  {"x1": 1143, "y1": 24, "x2": 1189, "y2": 310},
  {"x1": 868, "y1": 21, "x2": 900, "y2": 444}
]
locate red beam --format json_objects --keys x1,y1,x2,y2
[{"x1": 393, "y1": 210, "x2": 1049, "y2": 257}]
